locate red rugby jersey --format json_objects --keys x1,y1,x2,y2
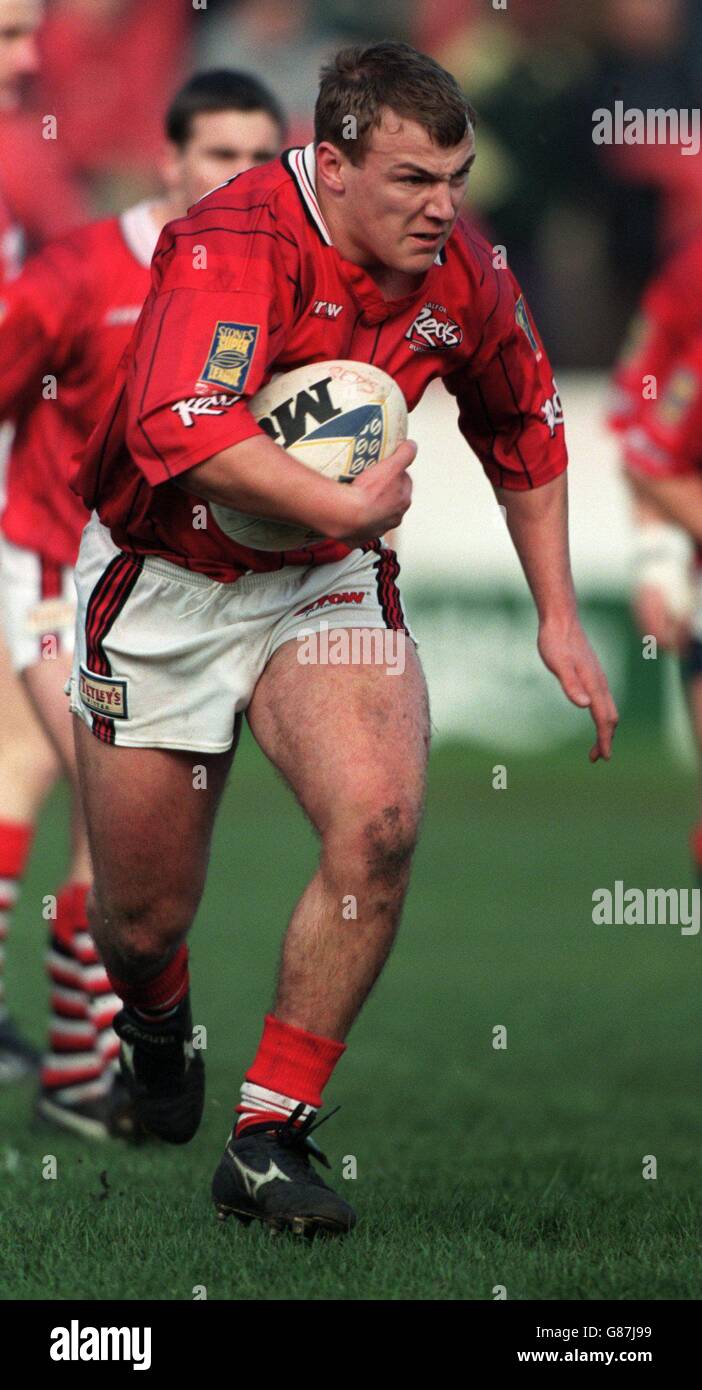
[
  {"x1": 0, "y1": 203, "x2": 158, "y2": 565},
  {"x1": 73, "y1": 145, "x2": 567, "y2": 583},
  {"x1": 623, "y1": 330, "x2": 702, "y2": 482},
  {"x1": 608, "y1": 231, "x2": 702, "y2": 435}
]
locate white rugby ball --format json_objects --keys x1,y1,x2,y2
[{"x1": 210, "y1": 359, "x2": 407, "y2": 551}]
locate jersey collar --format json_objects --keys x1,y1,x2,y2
[{"x1": 119, "y1": 200, "x2": 161, "y2": 267}]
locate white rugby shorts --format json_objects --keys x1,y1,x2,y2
[
  {"x1": 68, "y1": 514, "x2": 412, "y2": 751},
  {"x1": 0, "y1": 535, "x2": 76, "y2": 673}
]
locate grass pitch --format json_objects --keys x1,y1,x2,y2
[{"x1": 0, "y1": 725, "x2": 699, "y2": 1301}]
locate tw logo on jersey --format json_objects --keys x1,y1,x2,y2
[
  {"x1": 312, "y1": 300, "x2": 344, "y2": 318},
  {"x1": 406, "y1": 302, "x2": 463, "y2": 352},
  {"x1": 171, "y1": 395, "x2": 237, "y2": 428}
]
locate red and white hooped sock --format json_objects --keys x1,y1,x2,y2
[
  {"x1": 41, "y1": 883, "x2": 107, "y2": 1104},
  {"x1": 71, "y1": 883, "x2": 122, "y2": 1078},
  {"x1": 0, "y1": 820, "x2": 33, "y2": 1023},
  {"x1": 107, "y1": 942, "x2": 190, "y2": 1024},
  {"x1": 235, "y1": 1013, "x2": 346, "y2": 1136}
]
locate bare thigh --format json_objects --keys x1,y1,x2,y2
[
  {"x1": 246, "y1": 634, "x2": 430, "y2": 841},
  {"x1": 73, "y1": 717, "x2": 239, "y2": 966}
]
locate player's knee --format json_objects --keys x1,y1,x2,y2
[
  {"x1": 366, "y1": 804, "x2": 419, "y2": 884},
  {"x1": 94, "y1": 891, "x2": 192, "y2": 968},
  {"x1": 339, "y1": 800, "x2": 420, "y2": 893}
]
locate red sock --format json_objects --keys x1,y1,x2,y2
[
  {"x1": 235, "y1": 1013, "x2": 346, "y2": 1135},
  {"x1": 108, "y1": 942, "x2": 189, "y2": 1021},
  {"x1": 691, "y1": 825, "x2": 702, "y2": 869},
  {"x1": 0, "y1": 820, "x2": 33, "y2": 1019}
]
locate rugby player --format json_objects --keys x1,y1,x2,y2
[
  {"x1": 608, "y1": 230, "x2": 702, "y2": 879},
  {"x1": 615, "y1": 310, "x2": 702, "y2": 882},
  {"x1": 71, "y1": 43, "x2": 618, "y2": 1231},
  {"x1": 0, "y1": 69, "x2": 286, "y2": 1133},
  {"x1": 0, "y1": 0, "x2": 85, "y2": 1082}
]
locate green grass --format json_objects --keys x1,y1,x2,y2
[{"x1": 0, "y1": 722, "x2": 700, "y2": 1300}]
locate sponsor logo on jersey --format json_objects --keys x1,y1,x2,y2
[
  {"x1": 79, "y1": 666, "x2": 129, "y2": 719},
  {"x1": 25, "y1": 597, "x2": 75, "y2": 634},
  {"x1": 312, "y1": 299, "x2": 344, "y2": 318},
  {"x1": 171, "y1": 394, "x2": 238, "y2": 428},
  {"x1": 540, "y1": 382, "x2": 565, "y2": 436},
  {"x1": 294, "y1": 590, "x2": 368, "y2": 617},
  {"x1": 515, "y1": 295, "x2": 542, "y2": 360},
  {"x1": 199, "y1": 320, "x2": 259, "y2": 393},
  {"x1": 103, "y1": 306, "x2": 142, "y2": 326},
  {"x1": 405, "y1": 302, "x2": 463, "y2": 351},
  {"x1": 657, "y1": 366, "x2": 698, "y2": 428}
]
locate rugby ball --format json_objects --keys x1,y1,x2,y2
[{"x1": 209, "y1": 359, "x2": 407, "y2": 550}]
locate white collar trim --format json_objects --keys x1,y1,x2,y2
[
  {"x1": 289, "y1": 143, "x2": 332, "y2": 245},
  {"x1": 119, "y1": 200, "x2": 161, "y2": 267}
]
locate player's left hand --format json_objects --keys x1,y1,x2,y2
[{"x1": 537, "y1": 617, "x2": 619, "y2": 762}]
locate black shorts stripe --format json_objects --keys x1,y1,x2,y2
[{"x1": 366, "y1": 543, "x2": 408, "y2": 634}]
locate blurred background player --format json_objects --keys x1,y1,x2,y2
[
  {"x1": 607, "y1": 229, "x2": 702, "y2": 883},
  {"x1": 0, "y1": 0, "x2": 87, "y2": 1082},
  {"x1": 0, "y1": 67, "x2": 286, "y2": 1134}
]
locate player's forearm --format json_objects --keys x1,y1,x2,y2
[
  {"x1": 177, "y1": 434, "x2": 355, "y2": 540},
  {"x1": 627, "y1": 469, "x2": 702, "y2": 546},
  {"x1": 494, "y1": 472, "x2": 578, "y2": 626}
]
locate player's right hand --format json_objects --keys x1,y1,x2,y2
[{"x1": 336, "y1": 439, "x2": 416, "y2": 545}]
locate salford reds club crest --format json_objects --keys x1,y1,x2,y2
[{"x1": 405, "y1": 302, "x2": 463, "y2": 352}]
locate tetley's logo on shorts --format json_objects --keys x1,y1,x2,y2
[
  {"x1": 79, "y1": 666, "x2": 129, "y2": 720},
  {"x1": 405, "y1": 302, "x2": 463, "y2": 352}
]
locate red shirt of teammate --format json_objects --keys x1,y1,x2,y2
[
  {"x1": 0, "y1": 203, "x2": 157, "y2": 566},
  {"x1": 74, "y1": 146, "x2": 567, "y2": 582},
  {"x1": 608, "y1": 230, "x2": 702, "y2": 439}
]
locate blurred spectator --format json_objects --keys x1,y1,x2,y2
[
  {"x1": 195, "y1": 0, "x2": 333, "y2": 144},
  {"x1": 0, "y1": 0, "x2": 86, "y2": 269},
  {"x1": 587, "y1": 0, "x2": 702, "y2": 252},
  {"x1": 312, "y1": 0, "x2": 411, "y2": 43},
  {"x1": 194, "y1": 0, "x2": 410, "y2": 144},
  {"x1": 35, "y1": 0, "x2": 191, "y2": 201},
  {"x1": 434, "y1": 0, "x2": 702, "y2": 365}
]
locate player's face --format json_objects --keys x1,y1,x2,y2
[
  {"x1": 171, "y1": 108, "x2": 282, "y2": 207},
  {"x1": 327, "y1": 111, "x2": 474, "y2": 278},
  {"x1": 0, "y1": 0, "x2": 42, "y2": 110}
]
